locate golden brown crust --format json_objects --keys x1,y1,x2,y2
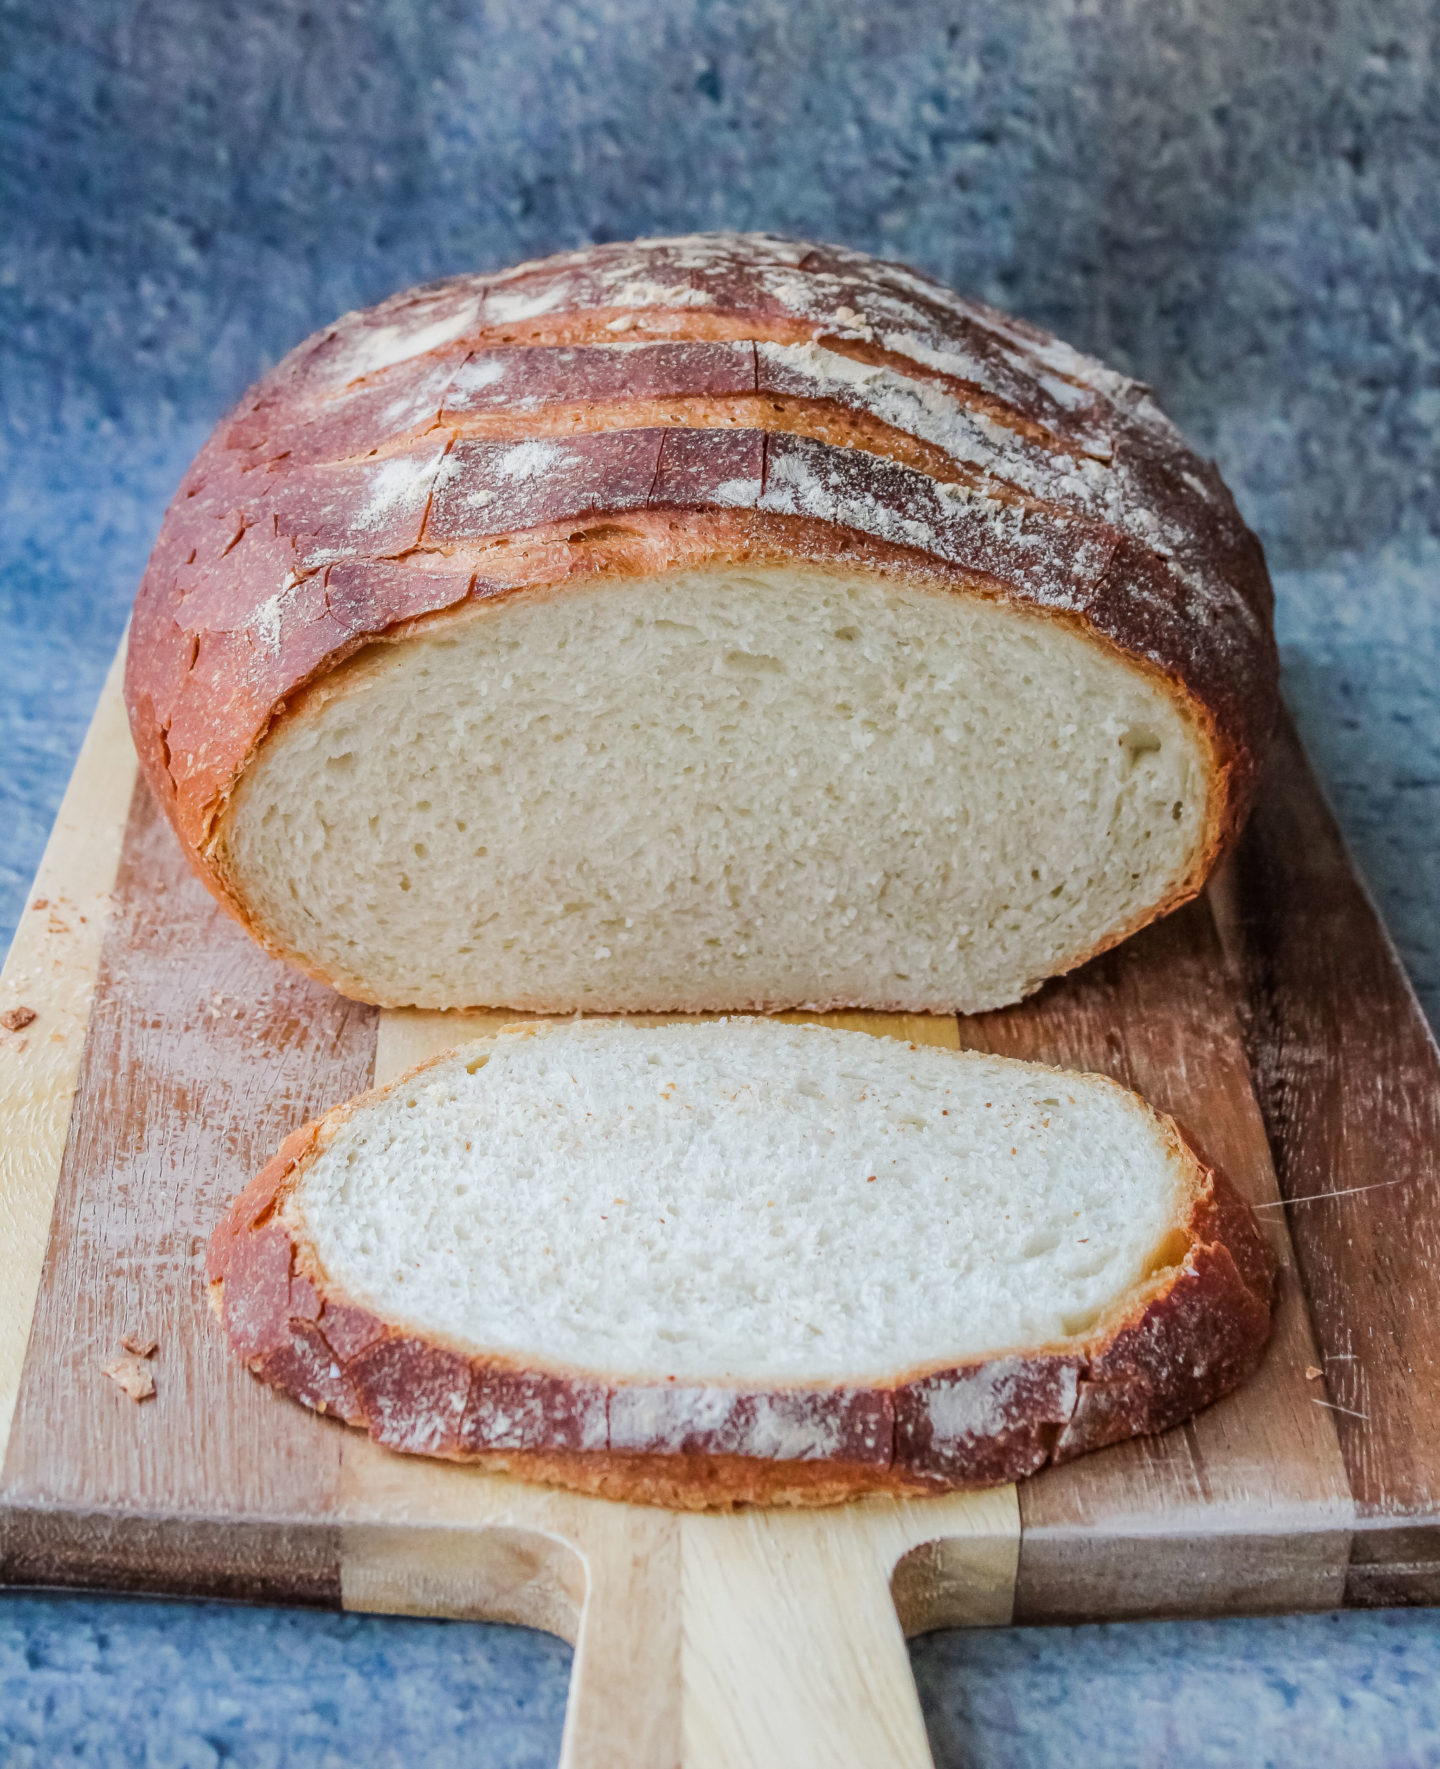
[
  {"x1": 206, "y1": 1038, "x2": 1277, "y2": 1509},
  {"x1": 402, "y1": 1449, "x2": 938, "y2": 1511},
  {"x1": 127, "y1": 233, "x2": 1277, "y2": 1006}
]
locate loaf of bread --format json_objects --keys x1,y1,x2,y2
[
  {"x1": 129, "y1": 233, "x2": 1276, "y2": 1013},
  {"x1": 208, "y1": 1019, "x2": 1276, "y2": 1508}
]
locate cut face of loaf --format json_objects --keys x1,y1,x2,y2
[
  {"x1": 208, "y1": 1019, "x2": 1277, "y2": 1509},
  {"x1": 127, "y1": 233, "x2": 1276, "y2": 1012},
  {"x1": 221, "y1": 564, "x2": 1210, "y2": 1013}
]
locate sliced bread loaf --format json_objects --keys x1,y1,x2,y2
[
  {"x1": 208, "y1": 1018, "x2": 1276, "y2": 1508},
  {"x1": 129, "y1": 232, "x2": 1277, "y2": 1015}
]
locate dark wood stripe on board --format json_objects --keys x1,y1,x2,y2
[{"x1": 1215, "y1": 711, "x2": 1440, "y2": 1606}]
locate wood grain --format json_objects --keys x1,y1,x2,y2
[
  {"x1": 0, "y1": 780, "x2": 376, "y2": 1600},
  {"x1": 667, "y1": 1488, "x2": 1015, "y2": 1769},
  {"x1": 0, "y1": 642, "x2": 136, "y2": 1467},
  {"x1": 1217, "y1": 711, "x2": 1440, "y2": 1604}
]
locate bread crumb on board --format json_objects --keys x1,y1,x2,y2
[
  {"x1": 1, "y1": 1005, "x2": 37, "y2": 1032},
  {"x1": 104, "y1": 1336, "x2": 159, "y2": 1402},
  {"x1": 1305, "y1": 1364, "x2": 1323, "y2": 1380},
  {"x1": 103, "y1": 1355, "x2": 156, "y2": 1403}
]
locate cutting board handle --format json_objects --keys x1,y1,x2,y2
[{"x1": 559, "y1": 1507, "x2": 948, "y2": 1769}]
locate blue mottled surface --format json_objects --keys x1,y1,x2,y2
[
  {"x1": 8, "y1": 1595, "x2": 1440, "y2": 1769},
  {"x1": 3, "y1": 0, "x2": 1440, "y2": 1762},
  {"x1": 0, "y1": 1595, "x2": 573, "y2": 1769}
]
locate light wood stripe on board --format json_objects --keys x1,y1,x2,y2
[{"x1": 0, "y1": 644, "x2": 137, "y2": 1467}]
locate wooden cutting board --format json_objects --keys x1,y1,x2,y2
[{"x1": 3, "y1": 643, "x2": 1440, "y2": 1768}]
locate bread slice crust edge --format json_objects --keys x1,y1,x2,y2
[{"x1": 205, "y1": 1026, "x2": 1278, "y2": 1510}]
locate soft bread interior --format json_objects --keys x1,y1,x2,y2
[
  {"x1": 222, "y1": 562, "x2": 1211, "y2": 1012},
  {"x1": 287, "y1": 1019, "x2": 1199, "y2": 1383}
]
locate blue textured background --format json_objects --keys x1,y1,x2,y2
[{"x1": 3, "y1": 2, "x2": 1439, "y2": 1763}]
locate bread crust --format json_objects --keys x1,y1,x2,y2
[
  {"x1": 127, "y1": 234, "x2": 1276, "y2": 1006},
  {"x1": 206, "y1": 1032, "x2": 1278, "y2": 1509}
]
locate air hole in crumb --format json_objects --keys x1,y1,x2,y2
[
  {"x1": 723, "y1": 650, "x2": 786, "y2": 677},
  {"x1": 1121, "y1": 725, "x2": 1163, "y2": 765}
]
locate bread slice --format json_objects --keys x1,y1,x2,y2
[
  {"x1": 128, "y1": 232, "x2": 1277, "y2": 1015},
  {"x1": 208, "y1": 1019, "x2": 1276, "y2": 1508}
]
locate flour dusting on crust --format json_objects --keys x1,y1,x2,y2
[{"x1": 125, "y1": 233, "x2": 1276, "y2": 950}]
